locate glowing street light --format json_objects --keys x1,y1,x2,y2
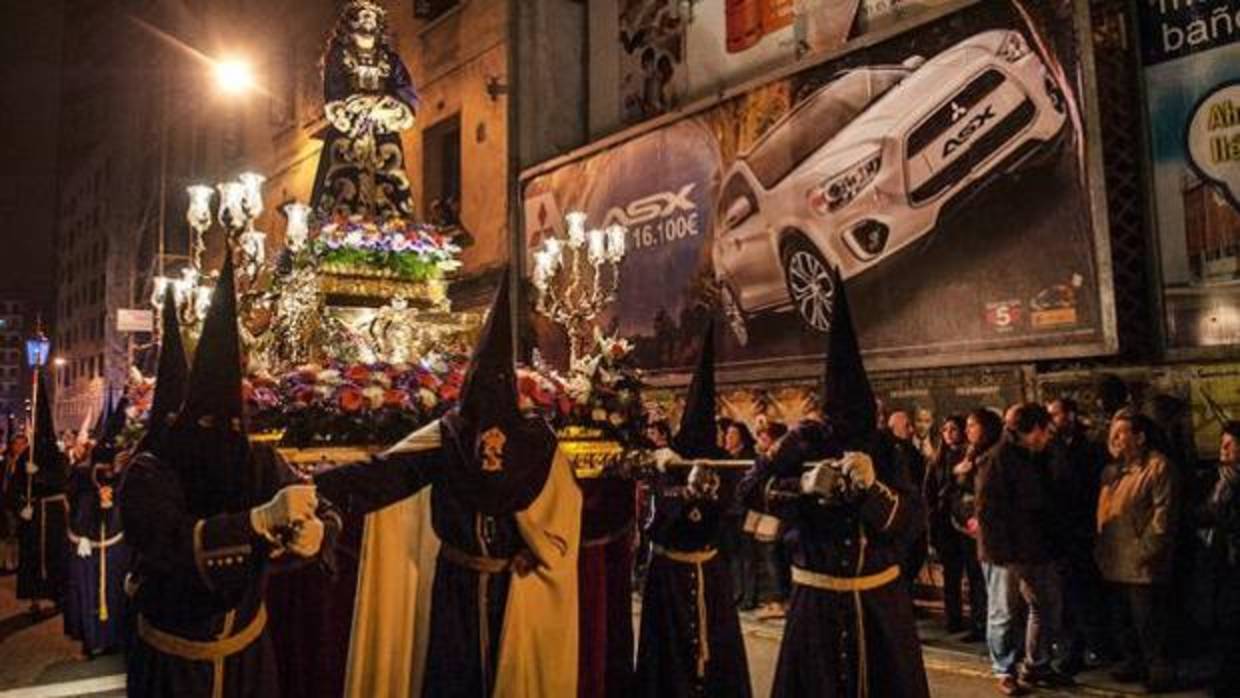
[{"x1": 213, "y1": 57, "x2": 256, "y2": 95}]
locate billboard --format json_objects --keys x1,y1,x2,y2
[
  {"x1": 606, "y1": 0, "x2": 959, "y2": 129},
  {"x1": 526, "y1": 0, "x2": 1116, "y2": 377},
  {"x1": 1138, "y1": 0, "x2": 1240, "y2": 351}
]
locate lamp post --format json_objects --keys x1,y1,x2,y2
[{"x1": 22, "y1": 320, "x2": 50, "y2": 519}]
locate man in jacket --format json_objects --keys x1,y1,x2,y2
[
  {"x1": 1046, "y1": 398, "x2": 1108, "y2": 672},
  {"x1": 1096, "y1": 409, "x2": 1178, "y2": 692},
  {"x1": 977, "y1": 403, "x2": 1071, "y2": 695}
]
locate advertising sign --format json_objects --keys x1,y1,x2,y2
[
  {"x1": 611, "y1": 0, "x2": 958, "y2": 127},
  {"x1": 116, "y1": 309, "x2": 155, "y2": 333},
  {"x1": 1138, "y1": 0, "x2": 1240, "y2": 351},
  {"x1": 528, "y1": 0, "x2": 1115, "y2": 377}
]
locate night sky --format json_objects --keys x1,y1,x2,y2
[{"x1": 0, "y1": 1, "x2": 64, "y2": 314}]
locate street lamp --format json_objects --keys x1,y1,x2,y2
[
  {"x1": 213, "y1": 57, "x2": 256, "y2": 95},
  {"x1": 22, "y1": 321, "x2": 50, "y2": 518}
]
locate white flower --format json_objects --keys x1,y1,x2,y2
[
  {"x1": 591, "y1": 407, "x2": 608, "y2": 423},
  {"x1": 372, "y1": 372, "x2": 392, "y2": 388},
  {"x1": 363, "y1": 386, "x2": 385, "y2": 409},
  {"x1": 567, "y1": 374, "x2": 593, "y2": 404},
  {"x1": 418, "y1": 388, "x2": 438, "y2": 409},
  {"x1": 319, "y1": 369, "x2": 342, "y2": 384}
]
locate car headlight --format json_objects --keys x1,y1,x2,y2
[
  {"x1": 998, "y1": 32, "x2": 1030, "y2": 63},
  {"x1": 809, "y1": 151, "x2": 882, "y2": 215}
]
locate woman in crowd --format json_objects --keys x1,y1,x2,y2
[
  {"x1": 925, "y1": 414, "x2": 986, "y2": 639},
  {"x1": 952, "y1": 409, "x2": 1003, "y2": 642}
]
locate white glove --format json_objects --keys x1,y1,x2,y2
[
  {"x1": 653, "y1": 448, "x2": 678, "y2": 473},
  {"x1": 25, "y1": 461, "x2": 38, "y2": 475},
  {"x1": 800, "y1": 463, "x2": 843, "y2": 499},
  {"x1": 250, "y1": 484, "x2": 318, "y2": 542},
  {"x1": 19, "y1": 505, "x2": 33, "y2": 521},
  {"x1": 285, "y1": 516, "x2": 324, "y2": 558},
  {"x1": 840, "y1": 451, "x2": 876, "y2": 490},
  {"x1": 76, "y1": 537, "x2": 93, "y2": 558},
  {"x1": 687, "y1": 465, "x2": 720, "y2": 498}
]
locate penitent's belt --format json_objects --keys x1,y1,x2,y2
[
  {"x1": 790, "y1": 564, "x2": 899, "y2": 592},
  {"x1": 138, "y1": 605, "x2": 267, "y2": 698},
  {"x1": 439, "y1": 540, "x2": 516, "y2": 692},
  {"x1": 652, "y1": 544, "x2": 718, "y2": 680}
]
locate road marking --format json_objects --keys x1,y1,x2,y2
[{"x1": 0, "y1": 674, "x2": 126, "y2": 698}]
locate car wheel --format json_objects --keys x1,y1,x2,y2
[
  {"x1": 720, "y1": 284, "x2": 750, "y2": 347},
  {"x1": 782, "y1": 237, "x2": 835, "y2": 333}
]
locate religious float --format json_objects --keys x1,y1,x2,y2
[{"x1": 109, "y1": 0, "x2": 646, "y2": 475}]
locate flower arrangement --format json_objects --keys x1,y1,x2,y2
[
  {"x1": 245, "y1": 353, "x2": 468, "y2": 447},
  {"x1": 312, "y1": 215, "x2": 462, "y2": 281},
  {"x1": 517, "y1": 328, "x2": 647, "y2": 448}
]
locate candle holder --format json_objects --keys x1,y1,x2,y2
[{"x1": 531, "y1": 211, "x2": 628, "y2": 367}]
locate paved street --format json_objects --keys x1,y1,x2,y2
[{"x1": 0, "y1": 573, "x2": 1213, "y2": 697}]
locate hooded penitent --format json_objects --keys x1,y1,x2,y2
[
  {"x1": 820, "y1": 266, "x2": 877, "y2": 454},
  {"x1": 438, "y1": 268, "x2": 556, "y2": 515},
  {"x1": 137, "y1": 284, "x2": 189, "y2": 457},
  {"x1": 90, "y1": 397, "x2": 129, "y2": 469},
  {"x1": 163, "y1": 253, "x2": 259, "y2": 517},
  {"x1": 672, "y1": 319, "x2": 723, "y2": 460},
  {"x1": 32, "y1": 372, "x2": 63, "y2": 478}
]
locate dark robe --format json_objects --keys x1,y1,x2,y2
[
  {"x1": 635, "y1": 468, "x2": 751, "y2": 698},
  {"x1": 120, "y1": 451, "x2": 285, "y2": 698},
  {"x1": 265, "y1": 504, "x2": 361, "y2": 698},
  {"x1": 314, "y1": 431, "x2": 530, "y2": 698},
  {"x1": 577, "y1": 478, "x2": 636, "y2": 698},
  {"x1": 13, "y1": 449, "x2": 69, "y2": 603},
  {"x1": 738, "y1": 425, "x2": 930, "y2": 698},
  {"x1": 64, "y1": 465, "x2": 131, "y2": 653},
  {"x1": 310, "y1": 38, "x2": 418, "y2": 219}
]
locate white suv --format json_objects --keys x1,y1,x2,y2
[{"x1": 713, "y1": 29, "x2": 1068, "y2": 345}]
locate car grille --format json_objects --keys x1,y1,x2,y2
[
  {"x1": 907, "y1": 69, "x2": 1006, "y2": 159},
  {"x1": 909, "y1": 98, "x2": 1036, "y2": 205}
]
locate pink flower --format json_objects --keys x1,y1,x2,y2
[{"x1": 345, "y1": 365, "x2": 371, "y2": 384}]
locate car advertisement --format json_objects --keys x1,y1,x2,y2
[
  {"x1": 1137, "y1": 0, "x2": 1240, "y2": 351},
  {"x1": 525, "y1": 0, "x2": 1115, "y2": 376}
]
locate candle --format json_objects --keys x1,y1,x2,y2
[
  {"x1": 284, "y1": 202, "x2": 312, "y2": 251},
  {"x1": 588, "y1": 228, "x2": 606, "y2": 264},
  {"x1": 186, "y1": 185, "x2": 214, "y2": 234},
  {"x1": 238, "y1": 172, "x2": 266, "y2": 218},
  {"x1": 606, "y1": 224, "x2": 627, "y2": 262},
  {"x1": 566, "y1": 211, "x2": 588, "y2": 249}
]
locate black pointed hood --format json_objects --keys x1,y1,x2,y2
[
  {"x1": 821, "y1": 268, "x2": 876, "y2": 452},
  {"x1": 673, "y1": 319, "x2": 723, "y2": 459},
  {"x1": 91, "y1": 397, "x2": 129, "y2": 465},
  {"x1": 139, "y1": 283, "x2": 190, "y2": 455},
  {"x1": 32, "y1": 372, "x2": 61, "y2": 471},
  {"x1": 165, "y1": 252, "x2": 257, "y2": 516},
  {"x1": 439, "y1": 267, "x2": 556, "y2": 515},
  {"x1": 177, "y1": 255, "x2": 244, "y2": 432}
]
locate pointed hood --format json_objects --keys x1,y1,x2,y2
[
  {"x1": 820, "y1": 267, "x2": 876, "y2": 452},
  {"x1": 673, "y1": 319, "x2": 723, "y2": 459},
  {"x1": 91, "y1": 397, "x2": 129, "y2": 465},
  {"x1": 439, "y1": 268, "x2": 556, "y2": 515},
  {"x1": 165, "y1": 252, "x2": 257, "y2": 516},
  {"x1": 91, "y1": 391, "x2": 111, "y2": 440},
  {"x1": 177, "y1": 255, "x2": 244, "y2": 431},
  {"x1": 139, "y1": 283, "x2": 190, "y2": 454},
  {"x1": 32, "y1": 372, "x2": 60, "y2": 470},
  {"x1": 458, "y1": 267, "x2": 519, "y2": 427}
]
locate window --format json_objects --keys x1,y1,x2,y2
[
  {"x1": 414, "y1": 0, "x2": 460, "y2": 22},
  {"x1": 422, "y1": 114, "x2": 462, "y2": 225}
]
